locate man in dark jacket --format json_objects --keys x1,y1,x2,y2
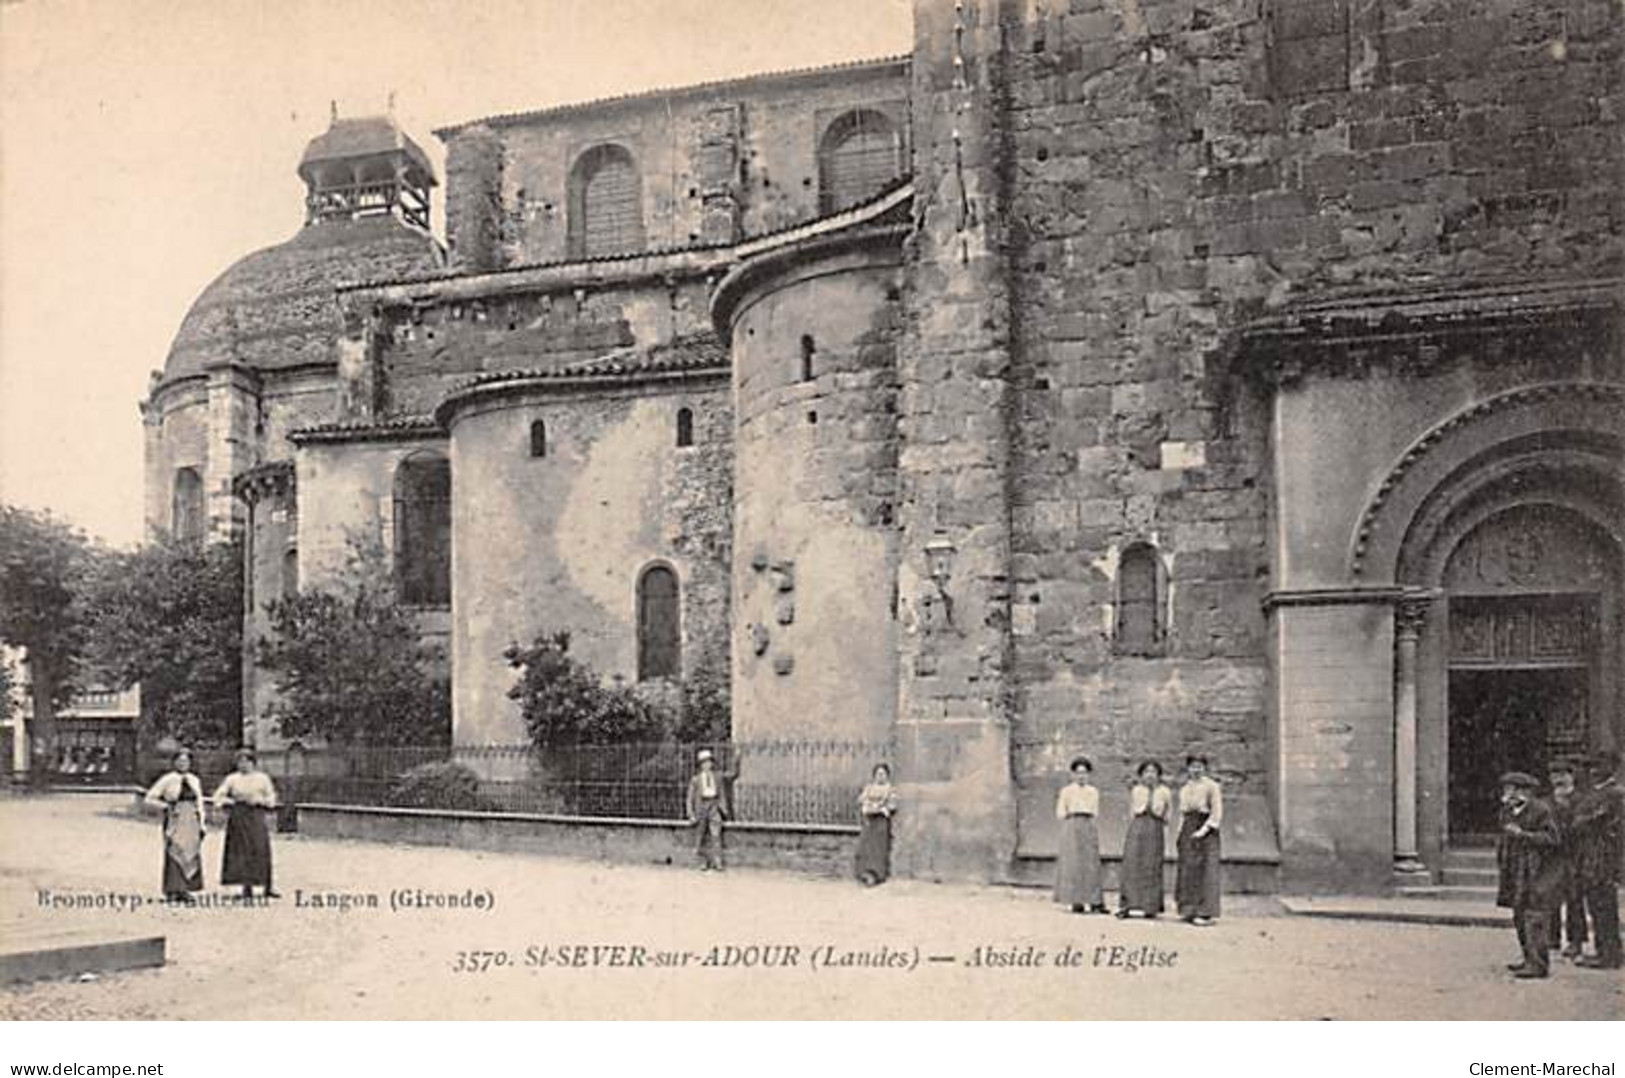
[
  {"x1": 1496, "y1": 771, "x2": 1564, "y2": 979},
  {"x1": 1547, "y1": 759, "x2": 1586, "y2": 959},
  {"x1": 1572, "y1": 751, "x2": 1622, "y2": 970}
]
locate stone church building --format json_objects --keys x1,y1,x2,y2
[{"x1": 142, "y1": 0, "x2": 1622, "y2": 892}]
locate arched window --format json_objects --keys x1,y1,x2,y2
[
  {"x1": 568, "y1": 144, "x2": 643, "y2": 258},
  {"x1": 636, "y1": 564, "x2": 680, "y2": 681},
  {"x1": 799, "y1": 335, "x2": 816, "y2": 382},
  {"x1": 172, "y1": 467, "x2": 204, "y2": 543},
  {"x1": 530, "y1": 419, "x2": 548, "y2": 458},
  {"x1": 281, "y1": 547, "x2": 299, "y2": 600},
  {"x1": 676, "y1": 408, "x2": 694, "y2": 448},
  {"x1": 393, "y1": 453, "x2": 451, "y2": 607},
  {"x1": 818, "y1": 109, "x2": 903, "y2": 214},
  {"x1": 1115, "y1": 544, "x2": 1163, "y2": 656}
]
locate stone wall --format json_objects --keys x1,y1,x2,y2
[
  {"x1": 297, "y1": 803, "x2": 859, "y2": 878},
  {"x1": 725, "y1": 242, "x2": 903, "y2": 748},
  {"x1": 372, "y1": 278, "x2": 716, "y2": 418},
  {"x1": 144, "y1": 381, "x2": 209, "y2": 539},
  {"x1": 444, "y1": 377, "x2": 732, "y2": 744},
  {"x1": 996, "y1": 0, "x2": 1279, "y2": 841},
  {"x1": 439, "y1": 59, "x2": 910, "y2": 269},
  {"x1": 962, "y1": 0, "x2": 1621, "y2": 888},
  {"x1": 293, "y1": 437, "x2": 448, "y2": 587}
]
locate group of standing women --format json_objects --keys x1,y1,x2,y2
[
  {"x1": 143, "y1": 748, "x2": 279, "y2": 902},
  {"x1": 1055, "y1": 754, "x2": 1223, "y2": 925},
  {"x1": 852, "y1": 754, "x2": 1223, "y2": 926}
]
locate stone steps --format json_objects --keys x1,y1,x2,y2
[
  {"x1": 1396, "y1": 884, "x2": 1500, "y2": 902},
  {"x1": 1281, "y1": 896, "x2": 1510, "y2": 928}
]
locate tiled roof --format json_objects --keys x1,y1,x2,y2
[
  {"x1": 435, "y1": 54, "x2": 910, "y2": 138},
  {"x1": 300, "y1": 116, "x2": 435, "y2": 183},
  {"x1": 335, "y1": 180, "x2": 914, "y2": 296},
  {"x1": 435, "y1": 336, "x2": 728, "y2": 427},
  {"x1": 287, "y1": 415, "x2": 444, "y2": 444}
]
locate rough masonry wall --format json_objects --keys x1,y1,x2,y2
[
  {"x1": 372, "y1": 279, "x2": 717, "y2": 418},
  {"x1": 258, "y1": 373, "x2": 342, "y2": 464},
  {"x1": 146, "y1": 384, "x2": 208, "y2": 539},
  {"x1": 728, "y1": 252, "x2": 902, "y2": 749},
  {"x1": 890, "y1": 0, "x2": 1020, "y2": 882},
  {"x1": 447, "y1": 382, "x2": 732, "y2": 745},
  {"x1": 998, "y1": 0, "x2": 1280, "y2": 849},
  {"x1": 439, "y1": 62, "x2": 909, "y2": 268}
]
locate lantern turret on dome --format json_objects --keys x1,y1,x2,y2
[{"x1": 298, "y1": 107, "x2": 436, "y2": 230}]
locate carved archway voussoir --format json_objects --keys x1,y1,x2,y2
[{"x1": 1349, "y1": 382, "x2": 1625, "y2": 581}]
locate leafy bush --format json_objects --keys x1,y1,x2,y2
[
  {"x1": 259, "y1": 535, "x2": 451, "y2": 747},
  {"x1": 387, "y1": 761, "x2": 490, "y2": 812},
  {"x1": 504, "y1": 631, "x2": 667, "y2": 748}
]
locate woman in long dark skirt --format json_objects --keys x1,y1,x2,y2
[
  {"x1": 213, "y1": 748, "x2": 280, "y2": 899},
  {"x1": 1118, "y1": 759, "x2": 1172, "y2": 918},
  {"x1": 855, "y1": 763, "x2": 899, "y2": 886},
  {"x1": 1054, "y1": 756, "x2": 1106, "y2": 913},
  {"x1": 143, "y1": 748, "x2": 205, "y2": 902},
  {"x1": 1175, "y1": 754, "x2": 1223, "y2": 926}
]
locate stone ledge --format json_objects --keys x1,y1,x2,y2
[{"x1": 0, "y1": 932, "x2": 166, "y2": 984}]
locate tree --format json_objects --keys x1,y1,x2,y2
[
  {"x1": 0, "y1": 505, "x2": 100, "y2": 766},
  {"x1": 82, "y1": 535, "x2": 242, "y2": 747},
  {"x1": 258, "y1": 536, "x2": 450, "y2": 746},
  {"x1": 504, "y1": 631, "x2": 667, "y2": 748}
]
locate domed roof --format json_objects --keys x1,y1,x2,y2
[{"x1": 162, "y1": 216, "x2": 443, "y2": 382}]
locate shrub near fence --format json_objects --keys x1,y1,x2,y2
[{"x1": 140, "y1": 740, "x2": 893, "y2": 827}]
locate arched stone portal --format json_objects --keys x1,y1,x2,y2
[{"x1": 1366, "y1": 384, "x2": 1625, "y2": 871}]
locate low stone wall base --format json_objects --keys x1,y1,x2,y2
[{"x1": 297, "y1": 804, "x2": 861, "y2": 879}]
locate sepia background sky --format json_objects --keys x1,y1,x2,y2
[{"x1": 0, "y1": 0, "x2": 912, "y2": 546}]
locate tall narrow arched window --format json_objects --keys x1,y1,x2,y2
[
  {"x1": 281, "y1": 547, "x2": 299, "y2": 600},
  {"x1": 568, "y1": 143, "x2": 643, "y2": 258},
  {"x1": 172, "y1": 467, "x2": 204, "y2": 543},
  {"x1": 1115, "y1": 543, "x2": 1163, "y2": 656},
  {"x1": 530, "y1": 419, "x2": 548, "y2": 458},
  {"x1": 676, "y1": 408, "x2": 694, "y2": 448},
  {"x1": 818, "y1": 109, "x2": 903, "y2": 213},
  {"x1": 799, "y1": 335, "x2": 816, "y2": 382},
  {"x1": 636, "y1": 564, "x2": 680, "y2": 681},
  {"x1": 393, "y1": 453, "x2": 452, "y2": 607}
]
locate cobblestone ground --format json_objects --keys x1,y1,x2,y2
[{"x1": 1, "y1": 795, "x2": 1619, "y2": 1020}]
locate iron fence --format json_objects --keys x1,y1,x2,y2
[{"x1": 137, "y1": 740, "x2": 893, "y2": 827}]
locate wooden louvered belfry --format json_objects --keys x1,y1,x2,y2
[
  {"x1": 818, "y1": 109, "x2": 903, "y2": 215},
  {"x1": 570, "y1": 144, "x2": 644, "y2": 258}
]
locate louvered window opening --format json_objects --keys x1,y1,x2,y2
[
  {"x1": 579, "y1": 152, "x2": 642, "y2": 257},
  {"x1": 820, "y1": 114, "x2": 902, "y2": 214}
]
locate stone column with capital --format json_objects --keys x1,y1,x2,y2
[{"x1": 1393, "y1": 592, "x2": 1433, "y2": 874}]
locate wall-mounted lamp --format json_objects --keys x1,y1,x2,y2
[
  {"x1": 923, "y1": 530, "x2": 959, "y2": 632},
  {"x1": 925, "y1": 531, "x2": 957, "y2": 585}
]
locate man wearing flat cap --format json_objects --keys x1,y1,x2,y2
[
  {"x1": 686, "y1": 749, "x2": 732, "y2": 872},
  {"x1": 1496, "y1": 770, "x2": 1564, "y2": 979},
  {"x1": 1569, "y1": 750, "x2": 1623, "y2": 969}
]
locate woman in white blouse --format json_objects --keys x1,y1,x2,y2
[
  {"x1": 1054, "y1": 756, "x2": 1106, "y2": 913},
  {"x1": 213, "y1": 748, "x2": 280, "y2": 899},
  {"x1": 143, "y1": 748, "x2": 206, "y2": 902},
  {"x1": 854, "y1": 763, "x2": 900, "y2": 886},
  {"x1": 1118, "y1": 760, "x2": 1172, "y2": 918},
  {"x1": 1175, "y1": 754, "x2": 1223, "y2": 926}
]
